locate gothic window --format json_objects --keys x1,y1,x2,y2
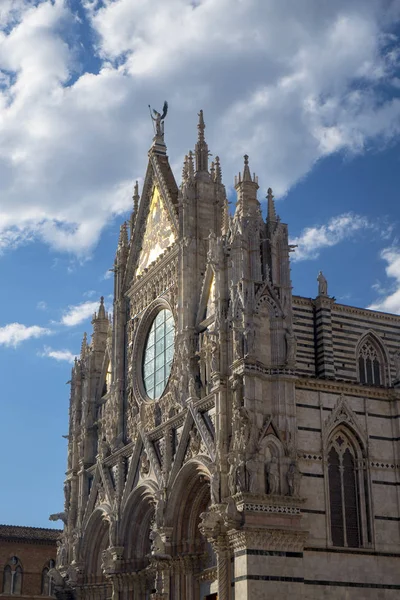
[
  {"x1": 142, "y1": 309, "x2": 175, "y2": 399},
  {"x1": 3, "y1": 558, "x2": 23, "y2": 594},
  {"x1": 357, "y1": 337, "x2": 384, "y2": 386},
  {"x1": 327, "y1": 430, "x2": 370, "y2": 548},
  {"x1": 2, "y1": 565, "x2": 11, "y2": 593},
  {"x1": 41, "y1": 564, "x2": 54, "y2": 596}
]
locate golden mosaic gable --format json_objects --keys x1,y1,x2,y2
[{"x1": 136, "y1": 185, "x2": 176, "y2": 276}]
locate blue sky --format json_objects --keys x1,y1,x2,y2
[{"x1": 0, "y1": 0, "x2": 400, "y2": 527}]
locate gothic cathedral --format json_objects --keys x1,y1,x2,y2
[{"x1": 52, "y1": 110, "x2": 400, "y2": 599}]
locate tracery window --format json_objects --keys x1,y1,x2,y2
[
  {"x1": 2, "y1": 557, "x2": 23, "y2": 594},
  {"x1": 142, "y1": 309, "x2": 175, "y2": 399},
  {"x1": 357, "y1": 338, "x2": 383, "y2": 386},
  {"x1": 327, "y1": 430, "x2": 371, "y2": 548}
]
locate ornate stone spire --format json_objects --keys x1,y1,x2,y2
[
  {"x1": 215, "y1": 156, "x2": 222, "y2": 184},
  {"x1": 81, "y1": 332, "x2": 88, "y2": 358},
  {"x1": 242, "y1": 154, "x2": 252, "y2": 182},
  {"x1": 130, "y1": 181, "x2": 140, "y2": 238},
  {"x1": 266, "y1": 187, "x2": 277, "y2": 222},
  {"x1": 234, "y1": 155, "x2": 259, "y2": 218},
  {"x1": 98, "y1": 296, "x2": 106, "y2": 320},
  {"x1": 188, "y1": 150, "x2": 195, "y2": 180},
  {"x1": 118, "y1": 222, "x2": 128, "y2": 249},
  {"x1": 195, "y1": 109, "x2": 209, "y2": 174}
]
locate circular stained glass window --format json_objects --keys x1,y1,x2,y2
[{"x1": 142, "y1": 309, "x2": 175, "y2": 400}]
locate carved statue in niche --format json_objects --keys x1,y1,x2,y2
[
  {"x1": 187, "y1": 428, "x2": 202, "y2": 459},
  {"x1": 233, "y1": 324, "x2": 243, "y2": 360},
  {"x1": 287, "y1": 461, "x2": 301, "y2": 497},
  {"x1": 209, "y1": 463, "x2": 220, "y2": 505},
  {"x1": 244, "y1": 322, "x2": 255, "y2": 357},
  {"x1": 266, "y1": 456, "x2": 279, "y2": 495},
  {"x1": 285, "y1": 327, "x2": 297, "y2": 368},
  {"x1": 188, "y1": 374, "x2": 197, "y2": 399},
  {"x1": 210, "y1": 338, "x2": 220, "y2": 374},
  {"x1": 154, "y1": 489, "x2": 166, "y2": 529},
  {"x1": 246, "y1": 455, "x2": 260, "y2": 493},
  {"x1": 140, "y1": 452, "x2": 150, "y2": 477},
  {"x1": 56, "y1": 539, "x2": 67, "y2": 568}
]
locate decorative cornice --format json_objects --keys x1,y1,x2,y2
[
  {"x1": 228, "y1": 527, "x2": 308, "y2": 552},
  {"x1": 296, "y1": 378, "x2": 395, "y2": 400}
]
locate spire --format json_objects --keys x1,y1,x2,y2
[
  {"x1": 195, "y1": 109, "x2": 209, "y2": 174},
  {"x1": 215, "y1": 156, "x2": 222, "y2": 184},
  {"x1": 130, "y1": 181, "x2": 140, "y2": 237},
  {"x1": 98, "y1": 296, "x2": 106, "y2": 320},
  {"x1": 188, "y1": 150, "x2": 195, "y2": 180},
  {"x1": 118, "y1": 222, "x2": 128, "y2": 248},
  {"x1": 234, "y1": 155, "x2": 259, "y2": 218},
  {"x1": 266, "y1": 187, "x2": 277, "y2": 222},
  {"x1": 81, "y1": 332, "x2": 88, "y2": 358},
  {"x1": 243, "y1": 154, "x2": 252, "y2": 182},
  {"x1": 182, "y1": 154, "x2": 189, "y2": 185}
]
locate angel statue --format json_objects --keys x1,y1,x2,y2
[{"x1": 149, "y1": 101, "x2": 168, "y2": 138}]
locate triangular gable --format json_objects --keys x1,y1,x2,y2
[
  {"x1": 135, "y1": 184, "x2": 176, "y2": 276},
  {"x1": 124, "y1": 152, "x2": 179, "y2": 289}
]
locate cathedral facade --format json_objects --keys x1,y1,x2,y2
[{"x1": 52, "y1": 111, "x2": 400, "y2": 599}]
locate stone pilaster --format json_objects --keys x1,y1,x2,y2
[{"x1": 314, "y1": 294, "x2": 335, "y2": 378}]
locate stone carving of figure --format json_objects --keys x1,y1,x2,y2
[
  {"x1": 56, "y1": 540, "x2": 67, "y2": 568},
  {"x1": 140, "y1": 452, "x2": 150, "y2": 476},
  {"x1": 287, "y1": 461, "x2": 301, "y2": 497},
  {"x1": 210, "y1": 339, "x2": 219, "y2": 374},
  {"x1": 246, "y1": 455, "x2": 260, "y2": 493},
  {"x1": 64, "y1": 481, "x2": 71, "y2": 510},
  {"x1": 244, "y1": 322, "x2": 255, "y2": 356},
  {"x1": 188, "y1": 428, "x2": 202, "y2": 458},
  {"x1": 266, "y1": 457, "x2": 279, "y2": 495},
  {"x1": 235, "y1": 455, "x2": 246, "y2": 493},
  {"x1": 317, "y1": 271, "x2": 328, "y2": 296},
  {"x1": 228, "y1": 454, "x2": 237, "y2": 496},
  {"x1": 209, "y1": 464, "x2": 220, "y2": 505},
  {"x1": 285, "y1": 328, "x2": 297, "y2": 367},
  {"x1": 233, "y1": 326, "x2": 243, "y2": 360},
  {"x1": 188, "y1": 374, "x2": 197, "y2": 399},
  {"x1": 394, "y1": 350, "x2": 400, "y2": 382},
  {"x1": 154, "y1": 489, "x2": 166, "y2": 529},
  {"x1": 149, "y1": 101, "x2": 168, "y2": 138}
]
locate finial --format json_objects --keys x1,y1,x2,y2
[
  {"x1": 210, "y1": 161, "x2": 215, "y2": 180},
  {"x1": 133, "y1": 181, "x2": 139, "y2": 212},
  {"x1": 188, "y1": 150, "x2": 195, "y2": 179},
  {"x1": 182, "y1": 154, "x2": 189, "y2": 183},
  {"x1": 197, "y1": 109, "x2": 205, "y2": 142},
  {"x1": 119, "y1": 222, "x2": 128, "y2": 247},
  {"x1": 215, "y1": 156, "x2": 222, "y2": 184},
  {"x1": 195, "y1": 109, "x2": 209, "y2": 173},
  {"x1": 98, "y1": 296, "x2": 106, "y2": 319},
  {"x1": 81, "y1": 332, "x2": 87, "y2": 357},
  {"x1": 267, "y1": 187, "x2": 277, "y2": 222},
  {"x1": 242, "y1": 154, "x2": 252, "y2": 182}
]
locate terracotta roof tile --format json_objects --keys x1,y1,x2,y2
[{"x1": 0, "y1": 524, "x2": 62, "y2": 542}]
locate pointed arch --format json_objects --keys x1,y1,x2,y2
[
  {"x1": 120, "y1": 481, "x2": 157, "y2": 571},
  {"x1": 81, "y1": 506, "x2": 111, "y2": 581},
  {"x1": 356, "y1": 331, "x2": 389, "y2": 386}
]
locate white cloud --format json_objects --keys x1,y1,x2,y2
[
  {"x1": 60, "y1": 300, "x2": 99, "y2": 327},
  {"x1": 39, "y1": 346, "x2": 76, "y2": 363},
  {"x1": 290, "y1": 213, "x2": 372, "y2": 261},
  {"x1": 0, "y1": 322, "x2": 51, "y2": 347},
  {"x1": 36, "y1": 300, "x2": 47, "y2": 310},
  {"x1": 368, "y1": 246, "x2": 400, "y2": 314},
  {"x1": 0, "y1": 1, "x2": 399, "y2": 254}
]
